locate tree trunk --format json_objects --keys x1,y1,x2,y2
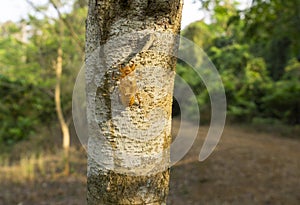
[
  {"x1": 85, "y1": 0, "x2": 183, "y2": 204},
  {"x1": 54, "y1": 46, "x2": 70, "y2": 176}
]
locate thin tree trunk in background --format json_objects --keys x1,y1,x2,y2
[
  {"x1": 54, "y1": 46, "x2": 70, "y2": 176},
  {"x1": 85, "y1": 0, "x2": 183, "y2": 204}
]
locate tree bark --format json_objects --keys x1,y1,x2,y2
[{"x1": 85, "y1": 0, "x2": 183, "y2": 204}]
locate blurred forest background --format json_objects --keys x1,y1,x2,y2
[{"x1": 0, "y1": 0, "x2": 300, "y2": 204}]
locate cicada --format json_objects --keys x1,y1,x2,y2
[{"x1": 115, "y1": 62, "x2": 141, "y2": 107}]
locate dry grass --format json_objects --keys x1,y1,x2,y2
[
  {"x1": 0, "y1": 147, "x2": 86, "y2": 184},
  {"x1": 0, "y1": 147, "x2": 87, "y2": 205}
]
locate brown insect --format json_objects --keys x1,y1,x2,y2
[{"x1": 114, "y1": 62, "x2": 141, "y2": 107}]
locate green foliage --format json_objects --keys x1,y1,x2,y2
[
  {"x1": 262, "y1": 79, "x2": 300, "y2": 124},
  {"x1": 0, "y1": 1, "x2": 87, "y2": 148},
  {"x1": 179, "y1": 0, "x2": 300, "y2": 125},
  {"x1": 243, "y1": 0, "x2": 300, "y2": 80},
  {"x1": 262, "y1": 59, "x2": 300, "y2": 124},
  {"x1": 0, "y1": 75, "x2": 55, "y2": 145}
]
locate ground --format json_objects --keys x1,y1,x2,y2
[{"x1": 0, "y1": 120, "x2": 299, "y2": 205}]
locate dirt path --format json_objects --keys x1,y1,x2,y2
[
  {"x1": 168, "y1": 120, "x2": 300, "y2": 205},
  {"x1": 1, "y1": 121, "x2": 299, "y2": 205}
]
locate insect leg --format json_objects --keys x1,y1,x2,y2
[{"x1": 129, "y1": 96, "x2": 135, "y2": 106}]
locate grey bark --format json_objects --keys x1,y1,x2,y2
[{"x1": 85, "y1": 0, "x2": 183, "y2": 204}]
